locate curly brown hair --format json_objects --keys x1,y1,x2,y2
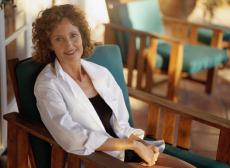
[{"x1": 32, "y1": 4, "x2": 94, "y2": 64}]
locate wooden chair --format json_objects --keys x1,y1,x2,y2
[
  {"x1": 197, "y1": 26, "x2": 230, "y2": 49},
  {"x1": 5, "y1": 45, "x2": 230, "y2": 168},
  {"x1": 104, "y1": 0, "x2": 229, "y2": 101}
]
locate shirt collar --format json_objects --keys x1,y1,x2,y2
[{"x1": 54, "y1": 58, "x2": 101, "y2": 81}]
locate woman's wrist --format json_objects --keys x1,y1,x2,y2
[{"x1": 126, "y1": 138, "x2": 137, "y2": 150}]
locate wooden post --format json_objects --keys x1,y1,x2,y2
[
  {"x1": 145, "y1": 38, "x2": 158, "y2": 92},
  {"x1": 146, "y1": 104, "x2": 160, "y2": 138},
  {"x1": 51, "y1": 145, "x2": 65, "y2": 168},
  {"x1": 67, "y1": 153, "x2": 81, "y2": 168},
  {"x1": 211, "y1": 30, "x2": 224, "y2": 49},
  {"x1": 167, "y1": 42, "x2": 183, "y2": 101},
  {"x1": 216, "y1": 130, "x2": 230, "y2": 164},
  {"x1": 177, "y1": 117, "x2": 192, "y2": 149},
  {"x1": 136, "y1": 35, "x2": 146, "y2": 90},
  {"x1": 205, "y1": 66, "x2": 217, "y2": 94},
  {"x1": 17, "y1": 129, "x2": 29, "y2": 167},
  {"x1": 127, "y1": 33, "x2": 136, "y2": 87},
  {"x1": 7, "y1": 123, "x2": 17, "y2": 168},
  {"x1": 189, "y1": 25, "x2": 198, "y2": 45}
]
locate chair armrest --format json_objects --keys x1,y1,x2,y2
[
  {"x1": 128, "y1": 87, "x2": 230, "y2": 132},
  {"x1": 104, "y1": 23, "x2": 182, "y2": 44},
  {"x1": 162, "y1": 16, "x2": 226, "y2": 32},
  {"x1": 3, "y1": 112, "x2": 135, "y2": 168}
]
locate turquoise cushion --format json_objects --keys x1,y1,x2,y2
[
  {"x1": 157, "y1": 43, "x2": 228, "y2": 74},
  {"x1": 198, "y1": 28, "x2": 230, "y2": 45},
  {"x1": 164, "y1": 144, "x2": 230, "y2": 168},
  {"x1": 112, "y1": 0, "x2": 164, "y2": 34},
  {"x1": 108, "y1": 0, "x2": 164, "y2": 64},
  {"x1": 86, "y1": 45, "x2": 133, "y2": 126},
  {"x1": 16, "y1": 58, "x2": 51, "y2": 168}
]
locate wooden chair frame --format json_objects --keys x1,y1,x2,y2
[{"x1": 5, "y1": 57, "x2": 230, "y2": 167}]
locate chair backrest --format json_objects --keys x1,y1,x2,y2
[
  {"x1": 108, "y1": 0, "x2": 164, "y2": 34},
  {"x1": 10, "y1": 44, "x2": 133, "y2": 168},
  {"x1": 87, "y1": 45, "x2": 133, "y2": 125}
]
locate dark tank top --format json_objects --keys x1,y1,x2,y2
[{"x1": 89, "y1": 94, "x2": 142, "y2": 162}]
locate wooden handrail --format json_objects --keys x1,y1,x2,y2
[
  {"x1": 128, "y1": 87, "x2": 230, "y2": 132},
  {"x1": 163, "y1": 16, "x2": 227, "y2": 32},
  {"x1": 4, "y1": 112, "x2": 135, "y2": 168},
  {"x1": 104, "y1": 23, "x2": 182, "y2": 44}
]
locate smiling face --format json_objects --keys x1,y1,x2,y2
[{"x1": 50, "y1": 18, "x2": 83, "y2": 64}]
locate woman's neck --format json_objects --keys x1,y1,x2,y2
[{"x1": 60, "y1": 60, "x2": 84, "y2": 82}]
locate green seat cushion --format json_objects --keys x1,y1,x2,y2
[
  {"x1": 164, "y1": 144, "x2": 230, "y2": 168},
  {"x1": 157, "y1": 42, "x2": 228, "y2": 74},
  {"x1": 16, "y1": 59, "x2": 51, "y2": 168},
  {"x1": 198, "y1": 28, "x2": 230, "y2": 45},
  {"x1": 86, "y1": 45, "x2": 133, "y2": 125},
  {"x1": 108, "y1": 0, "x2": 164, "y2": 64}
]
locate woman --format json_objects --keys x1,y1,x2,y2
[{"x1": 33, "y1": 4, "x2": 195, "y2": 167}]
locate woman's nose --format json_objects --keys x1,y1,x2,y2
[{"x1": 65, "y1": 38, "x2": 74, "y2": 48}]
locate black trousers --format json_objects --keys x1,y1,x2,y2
[{"x1": 124, "y1": 150, "x2": 143, "y2": 162}]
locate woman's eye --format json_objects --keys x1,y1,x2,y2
[
  {"x1": 55, "y1": 37, "x2": 63, "y2": 42},
  {"x1": 71, "y1": 34, "x2": 80, "y2": 38}
]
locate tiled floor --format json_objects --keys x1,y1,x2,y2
[{"x1": 129, "y1": 67, "x2": 230, "y2": 160}]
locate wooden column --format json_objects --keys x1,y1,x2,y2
[
  {"x1": 17, "y1": 129, "x2": 29, "y2": 167},
  {"x1": 189, "y1": 25, "x2": 198, "y2": 45},
  {"x1": 51, "y1": 145, "x2": 65, "y2": 168},
  {"x1": 216, "y1": 130, "x2": 230, "y2": 164},
  {"x1": 211, "y1": 30, "x2": 224, "y2": 49},
  {"x1": 146, "y1": 104, "x2": 160, "y2": 138},
  {"x1": 127, "y1": 33, "x2": 136, "y2": 87},
  {"x1": 7, "y1": 123, "x2": 17, "y2": 168},
  {"x1": 67, "y1": 153, "x2": 81, "y2": 168}
]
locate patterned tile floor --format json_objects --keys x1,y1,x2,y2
[{"x1": 129, "y1": 67, "x2": 230, "y2": 159}]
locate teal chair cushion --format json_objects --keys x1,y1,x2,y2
[
  {"x1": 16, "y1": 59, "x2": 51, "y2": 168},
  {"x1": 86, "y1": 45, "x2": 133, "y2": 126},
  {"x1": 164, "y1": 144, "x2": 230, "y2": 168},
  {"x1": 108, "y1": 0, "x2": 164, "y2": 63},
  {"x1": 157, "y1": 43, "x2": 228, "y2": 74},
  {"x1": 112, "y1": 0, "x2": 164, "y2": 35},
  {"x1": 198, "y1": 28, "x2": 230, "y2": 45}
]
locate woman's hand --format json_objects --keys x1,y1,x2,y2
[{"x1": 132, "y1": 141, "x2": 157, "y2": 166}]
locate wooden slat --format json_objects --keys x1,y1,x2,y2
[
  {"x1": 205, "y1": 67, "x2": 217, "y2": 94},
  {"x1": 17, "y1": 129, "x2": 29, "y2": 167},
  {"x1": 216, "y1": 130, "x2": 230, "y2": 164},
  {"x1": 211, "y1": 30, "x2": 224, "y2": 49},
  {"x1": 177, "y1": 117, "x2": 192, "y2": 149},
  {"x1": 7, "y1": 123, "x2": 17, "y2": 168},
  {"x1": 166, "y1": 40, "x2": 186, "y2": 146},
  {"x1": 104, "y1": 24, "x2": 116, "y2": 44},
  {"x1": 127, "y1": 33, "x2": 137, "y2": 87},
  {"x1": 51, "y1": 145, "x2": 65, "y2": 168},
  {"x1": 161, "y1": 108, "x2": 176, "y2": 144},
  {"x1": 146, "y1": 104, "x2": 160, "y2": 138},
  {"x1": 128, "y1": 88, "x2": 230, "y2": 132},
  {"x1": 189, "y1": 25, "x2": 198, "y2": 45},
  {"x1": 145, "y1": 38, "x2": 158, "y2": 92},
  {"x1": 167, "y1": 42, "x2": 183, "y2": 102},
  {"x1": 136, "y1": 35, "x2": 146, "y2": 89},
  {"x1": 28, "y1": 144, "x2": 37, "y2": 168},
  {"x1": 67, "y1": 153, "x2": 81, "y2": 168}
]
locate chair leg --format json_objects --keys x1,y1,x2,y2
[
  {"x1": 7, "y1": 123, "x2": 17, "y2": 168},
  {"x1": 205, "y1": 67, "x2": 217, "y2": 94},
  {"x1": 216, "y1": 130, "x2": 230, "y2": 165},
  {"x1": 51, "y1": 145, "x2": 65, "y2": 168}
]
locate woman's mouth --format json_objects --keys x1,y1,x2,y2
[{"x1": 64, "y1": 49, "x2": 76, "y2": 56}]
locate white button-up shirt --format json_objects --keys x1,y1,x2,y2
[{"x1": 34, "y1": 59, "x2": 144, "y2": 160}]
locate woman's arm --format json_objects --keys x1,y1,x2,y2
[{"x1": 97, "y1": 138, "x2": 156, "y2": 166}]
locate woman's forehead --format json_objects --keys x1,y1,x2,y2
[{"x1": 50, "y1": 18, "x2": 80, "y2": 36}]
